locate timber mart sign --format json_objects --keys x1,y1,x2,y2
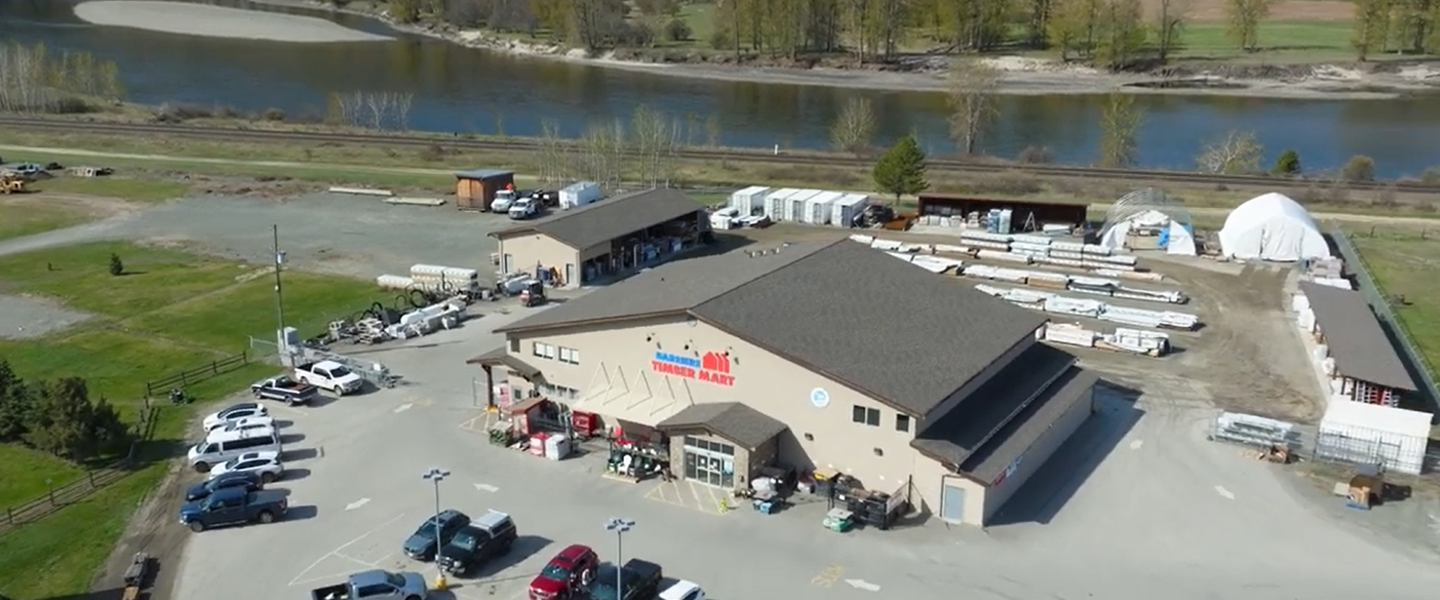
[{"x1": 651, "y1": 351, "x2": 735, "y2": 387}]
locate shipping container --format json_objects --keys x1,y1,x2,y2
[
  {"x1": 831, "y1": 193, "x2": 871, "y2": 227},
  {"x1": 785, "y1": 189, "x2": 824, "y2": 222},
  {"x1": 728, "y1": 186, "x2": 771, "y2": 215},
  {"x1": 804, "y1": 191, "x2": 845, "y2": 225},
  {"x1": 764, "y1": 188, "x2": 801, "y2": 220}
]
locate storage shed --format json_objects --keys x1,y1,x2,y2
[
  {"x1": 1317, "y1": 395, "x2": 1431, "y2": 475},
  {"x1": 1297, "y1": 281, "x2": 1416, "y2": 406},
  {"x1": 454, "y1": 168, "x2": 516, "y2": 211},
  {"x1": 917, "y1": 195, "x2": 1087, "y2": 233}
]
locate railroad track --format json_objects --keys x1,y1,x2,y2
[{"x1": 2, "y1": 116, "x2": 1431, "y2": 192}]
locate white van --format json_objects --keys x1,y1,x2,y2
[{"x1": 188, "y1": 428, "x2": 282, "y2": 472}]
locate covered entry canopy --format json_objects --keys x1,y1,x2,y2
[{"x1": 1218, "y1": 193, "x2": 1331, "y2": 262}]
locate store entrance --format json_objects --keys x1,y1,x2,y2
[{"x1": 682, "y1": 436, "x2": 735, "y2": 489}]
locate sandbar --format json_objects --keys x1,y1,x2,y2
[{"x1": 74, "y1": 1, "x2": 391, "y2": 43}]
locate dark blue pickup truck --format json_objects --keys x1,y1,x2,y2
[{"x1": 178, "y1": 486, "x2": 287, "y2": 532}]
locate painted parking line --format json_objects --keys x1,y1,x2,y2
[
  {"x1": 642, "y1": 480, "x2": 728, "y2": 516},
  {"x1": 288, "y1": 512, "x2": 408, "y2": 587},
  {"x1": 643, "y1": 481, "x2": 687, "y2": 507},
  {"x1": 458, "y1": 411, "x2": 492, "y2": 432}
]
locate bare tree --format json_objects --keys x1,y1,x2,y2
[
  {"x1": 829, "y1": 96, "x2": 877, "y2": 156},
  {"x1": 1097, "y1": 92, "x2": 1143, "y2": 168},
  {"x1": 946, "y1": 60, "x2": 1002, "y2": 155},
  {"x1": 632, "y1": 105, "x2": 670, "y2": 188},
  {"x1": 1195, "y1": 130, "x2": 1263, "y2": 174},
  {"x1": 1154, "y1": 0, "x2": 1192, "y2": 61},
  {"x1": 1226, "y1": 0, "x2": 1274, "y2": 53},
  {"x1": 393, "y1": 92, "x2": 413, "y2": 131}
]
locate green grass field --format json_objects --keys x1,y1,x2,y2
[
  {"x1": 1176, "y1": 22, "x2": 1355, "y2": 62},
  {"x1": 0, "y1": 241, "x2": 387, "y2": 598},
  {"x1": 30, "y1": 176, "x2": 193, "y2": 203},
  {"x1": 1351, "y1": 229, "x2": 1440, "y2": 381},
  {"x1": 0, "y1": 202, "x2": 94, "y2": 242}
]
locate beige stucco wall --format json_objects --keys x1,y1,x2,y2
[
  {"x1": 504, "y1": 316, "x2": 932, "y2": 503},
  {"x1": 980, "y1": 384, "x2": 1096, "y2": 524},
  {"x1": 496, "y1": 233, "x2": 579, "y2": 286}
]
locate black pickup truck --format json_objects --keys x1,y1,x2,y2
[
  {"x1": 587, "y1": 559, "x2": 663, "y2": 600},
  {"x1": 178, "y1": 487, "x2": 287, "y2": 532},
  {"x1": 250, "y1": 376, "x2": 318, "y2": 405},
  {"x1": 438, "y1": 510, "x2": 518, "y2": 575}
]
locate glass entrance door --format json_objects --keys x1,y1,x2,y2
[{"x1": 682, "y1": 437, "x2": 735, "y2": 488}]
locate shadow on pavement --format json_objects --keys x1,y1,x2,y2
[{"x1": 987, "y1": 380, "x2": 1144, "y2": 526}]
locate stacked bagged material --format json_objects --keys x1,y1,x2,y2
[
  {"x1": 376, "y1": 275, "x2": 415, "y2": 290},
  {"x1": 410, "y1": 264, "x2": 480, "y2": 292}
]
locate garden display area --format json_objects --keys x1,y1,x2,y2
[{"x1": 0, "y1": 240, "x2": 382, "y2": 598}]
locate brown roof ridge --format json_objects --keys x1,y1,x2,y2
[{"x1": 691, "y1": 237, "x2": 848, "y2": 313}]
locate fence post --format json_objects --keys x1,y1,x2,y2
[
  {"x1": 180, "y1": 372, "x2": 188, "y2": 387},
  {"x1": 212, "y1": 360, "x2": 219, "y2": 375},
  {"x1": 5, "y1": 507, "x2": 11, "y2": 526},
  {"x1": 88, "y1": 470, "x2": 96, "y2": 488}
]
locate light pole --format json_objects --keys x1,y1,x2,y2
[
  {"x1": 424, "y1": 467, "x2": 450, "y2": 590},
  {"x1": 272, "y1": 224, "x2": 289, "y2": 364},
  {"x1": 604, "y1": 517, "x2": 635, "y2": 598}
]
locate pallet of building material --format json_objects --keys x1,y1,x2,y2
[
  {"x1": 1042, "y1": 323, "x2": 1098, "y2": 348},
  {"x1": 1114, "y1": 287, "x2": 1188, "y2": 305},
  {"x1": 1310, "y1": 277, "x2": 1353, "y2": 290},
  {"x1": 1050, "y1": 250, "x2": 1085, "y2": 261},
  {"x1": 962, "y1": 265, "x2": 1028, "y2": 283},
  {"x1": 1043, "y1": 296, "x2": 1105, "y2": 318},
  {"x1": 376, "y1": 274, "x2": 415, "y2": 290},
  {"x1": 886, "y1": 251, "x2": 916, "y2": 263},
  {"x1": 908, "y1": 255, "x2": 963, "y2": 274},
  {"x1": 849, "y1": 234, "x2": 876, "y2": 245},
  {"x1": 1093, "y1": 254, "x2": 1139, "y2": 266},
  {"x1": 1052, "y1": 241, "x2": 1086, "y2": 253},
  {"x1": 1068, "y1": 286, "x2": 1113, "y2": 297},
  {"x1": 965, "y1": 240, "x2": 1011, "y2": 251},
  {"x1": 870, "y1": 238, "x2": 906, "y2": 251},
  {"x1": 1098, "y1": 269, "x2": 1164, "y2": 283},
  {"x1": 1037, "y1": 256, "x2": 1086, "y2": 268},
  {"x1": 1011, "y1": 241, "x2": 1052, "y2": 253},
  {"x1": 1042, "y1": 224, "x2": 1073, "y2": 235},
  {"x1": 977, "y1": 249, "x2": 1031, "y2": 264},
  {"x1": 1082, "y1": 261, "x2": 1136, "y2": 272},
  {"x1": 1011, "y1": 234, "x2": 1054, "y2": 247},
  {"x1": 1208, "y1": 412, "x2": 1297, "y2": 449},
  {"x1": 959, "y1": 231, "x2": 1013, "y2": 244},
  {"x1": 1100, "y1": 328, "x2": 1171, "y2": 356},
  {"x1": 1070, "y1": 275, "x2": 1120, "y2": 288},
  {"x1": 933, "y1": 243, "x2": 973, "y2": 255},
  {"x1": 1029, "y1": 278, "x2": 1069, "y2": 290},
  {"x1": 1081, "y1": 244, "x2": 1112, "y2": 256}
]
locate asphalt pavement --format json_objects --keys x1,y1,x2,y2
[{"x1": 167, "y1": 306, "x2": 1440, "y2": 600}]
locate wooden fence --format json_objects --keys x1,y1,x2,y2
[
  {"x1": 0, "y1": 406, "x2": 157, "y2": 535},
  {"x1": 143, "y1": 351, "x2": 249, "y2": 398}
]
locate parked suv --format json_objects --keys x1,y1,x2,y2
[
  {"x1": 438, "y1": 510, "x2": 518, "y2": 575},
  {"x1": 402, "y1": 509, "x2": 470, "y2": 561}
]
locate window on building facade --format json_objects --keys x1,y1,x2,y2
[
  {"x1": 558, "y1": 347, "x2": 580, "y2": 365},
  {"x1": 852, "y1": 405, "x2": 879, "y2": 426},
  {"x1": 538, "y1": 383, "x2": 579, "y2": 400},
  {"x1": 532, "y1": 342, "x2": 550, "y2": 358},
  {"x1": 509, "y1": 339, "x2": 520, "y2": 352},
  {"x1": 896, "y1": 414, "x2": 911, "y2": 432}
]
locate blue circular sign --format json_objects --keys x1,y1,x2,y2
[{"x1": 810, "y1": 388, "x2": 830, "y2": 408}]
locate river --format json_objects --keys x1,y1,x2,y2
[{"x1": 3, "y1": 0, "x2": 1438, "y2": 177}]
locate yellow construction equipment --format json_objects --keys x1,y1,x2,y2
[{"x1": 0, "y1": 172, "x2": 26, "y2": 194}]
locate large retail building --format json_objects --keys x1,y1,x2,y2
[{"x1": 472, "y1": 237, "x2": 1098, "y2": 526}]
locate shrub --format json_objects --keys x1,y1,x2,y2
[
  {"x1": 1272, "y1": 149, "x2": 1301, "y2": 175},
  {"x1": 1420, "y1": 166, "x2": 1440, "y2": 185},
  {"x1": 665, "y1": 19, "x2": 693, "y2": 42},
  {"x1": 1341, "y1": 155, "x2": 1376, "y2": 182},
  {"x1": 261, "y1": 108, "x2": 286, "y2": 121},
  {"x1": 1016, "y1": 145, "x2": 1052, "y2": 164},
  {"x1": 108, "y1": 253, "x2": 124, "y2": 276},
  {"x1": 709, "y1": 27, "x2": 732, "y2": 50},
  {"x1": 971, "y1": 174, "x2": 1043, "y2": 196},
  {"x1": 46, "y1": 96, "x2": 94, "y2": 115}
]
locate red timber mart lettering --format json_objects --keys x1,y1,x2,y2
[{"x1": 651, "y1": 350, "x2": 735, "y2": 387}]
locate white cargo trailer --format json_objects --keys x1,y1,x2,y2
[
  {"x1": 559, "y1": 181, "x2": 602, "y2": 209},
  {"x1": 764, "y1": 188, "x2": 800, "y2": 220},
  {"x1": 804, "y1": 191, "x2": 844, "y2": 225},
  {"x1": 830, "y1": 194, "x2": 871, "y2": 228},
  {"x1": 728, "y1": 186, "x2": 770, "y2": 216},
  {"x1": 785, "y1": 189, "x2": 823, "y2": 222}
]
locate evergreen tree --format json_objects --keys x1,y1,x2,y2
[
  {"x1": 108, "y1": 253, "x2": 124, "y2": 276},
  {"x1": 0, "y1": 360, "x2": 32, "y2": 442},
  {"x1": 872, "y1": 135, "x2": 930, "y2": 204},
  {"x1": 1272, "y1": 149, "x2": 1302, "y2": 175}
]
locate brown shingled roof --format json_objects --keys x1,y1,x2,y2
[
  {"x1": 497, "y1": 238, "x2": 1047, "y2": 416},
  {"x1": 1299, "y1": 281, "x2": 1416, "y2": 391},
  {"x1": 489, "y1": 188, "x2": 703, "y2": 250}
]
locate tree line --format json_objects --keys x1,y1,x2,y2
[
  {"x1": 532, "y1": 104, "x2": 707, "y2": 189},
  {"x1": 0, "y1": 42, "x2": 125, "y2": 114},
  {"x1": 380, "y1": 0, "x2": 1440, "y2": 69},
  {"x1": 0, "y1": 361, "x2": 133, "y2": 463}
]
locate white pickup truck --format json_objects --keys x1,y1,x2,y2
[
  {"x1": 294, "y1": 361, "x2": 364, "y2": 396},
  {"x1": 508, "y1": 198, "x2": 539, "y2": 220}
]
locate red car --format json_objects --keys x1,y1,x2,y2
[{"x1": 528, "y1": 544, "x2": 599, "y2": 600}]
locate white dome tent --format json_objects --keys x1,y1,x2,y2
[
  {"x1": 1098, "y1": 188, "x2": 1196, "y2": 256},
  {"x1": 1218, "y1": 192, "x2": 1332, "y2": 262}
]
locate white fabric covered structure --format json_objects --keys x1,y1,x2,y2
[
  {"x1": 1098, "y1": 209, "x2": 1196, "y2": 256},
  {"x1": 1317, "y1": 396, "x2": 1431, "y2": 475},
  {"x1": 1218, "y1": 193, "x2": 1331, "y2": 262}
]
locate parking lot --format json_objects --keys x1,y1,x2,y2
[
  {"x1": 170, "y1": 299, "x2": 1440, "y2": 600},
  {"x1": 15, "y1": 192, "x2": 1435, "y2": 599}
]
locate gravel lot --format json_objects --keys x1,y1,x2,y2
[
  {"x1": 8, "y1": 194, "x2": 1435, "y2": 598},
  {"x1": 74, "y1": 1, "x2": 392, "y2": 42},
  {"x1": 0, "y1": 294, "x2": 93, "y2": 339}
]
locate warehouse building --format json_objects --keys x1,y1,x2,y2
[
  {"x1": 472, "y1": 238, "x2": 1099, "y2": 526},
  {"x1": 489, "y1": 188, "x2": 709, "y2": 288}
]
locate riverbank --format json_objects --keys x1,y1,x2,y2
[
  {"x1": 73, "y1": 0, "x2": 390, "y2": 43},
  {"x1": 250, "y1": 0, "x2": 1440, "y2": 100}
]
